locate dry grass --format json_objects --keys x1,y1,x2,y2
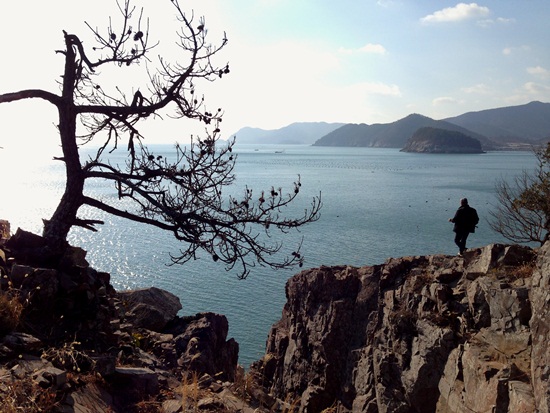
[
  {"x1": 0, "y1": 289, "x2": 24, "y2": 336},
  {"x1": 181, "y1": 371, "x2": 202, "y2": 412},
  {"x1": 488, "y1": 260, "x2": 537, "y2": 283},
  {"x1": 511, "y1": 261, "x2": 536, "y2": 280},
  {"x1": 134, "y1": 399, "x2": 162, "y2": 413},
  {"x1": 0, "y1": 375, "x2": 60, "y2": 413},
  {"x1": 281, "y1": 393, "x2": 301, "y2": 413}
]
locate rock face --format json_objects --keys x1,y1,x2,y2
[
  {"x1": 118, "y1": 287, "x2": 183, "y2": 331},
  {"x1": 401, "y1": 127, "x2": 484, "y2": 153},
  {"x1": 530, "y1": 242, "x2": 550, "y2": 411},
  {"x1": 0, "y1": 227, "x2": 241, "y2": 412},
  {"x1": 251, "y1": 243, "x2": 547, "y2": 412}
]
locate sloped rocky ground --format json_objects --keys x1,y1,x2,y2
[
  {"x1": 0, "y1": 225, "x2": 268, "y2": 412},
  {"x1": 1, "y1": 217, "x2": 549, "y2": 412}
]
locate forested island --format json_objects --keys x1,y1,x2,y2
[{"x1": 400, "y1": 127, "x2": 484, "y2": 153}]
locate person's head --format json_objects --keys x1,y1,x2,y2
[{"x1": 460, "y1": 198, "x2": 468, "y2": 206}]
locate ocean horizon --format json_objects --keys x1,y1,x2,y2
[{"x1": 0, "y1": 144, "x2": 538, "y2": 367}]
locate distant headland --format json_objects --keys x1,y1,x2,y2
[{"x1": 229, "y1": 100, "x2": 550, "y2": 151}]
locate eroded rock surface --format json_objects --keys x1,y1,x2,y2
[{"x1": 251, "y1": 243, "x2": 547, "y2": 413}]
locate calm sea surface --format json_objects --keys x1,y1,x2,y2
[{"x1": 0, "y1": 144, "x2": 538, "y2": 367}]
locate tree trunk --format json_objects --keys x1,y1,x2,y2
[{"x1": 42, "y1": 33, "x2": 84, "y2": 250}]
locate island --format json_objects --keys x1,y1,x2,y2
[{"x1": 401, "y1": 126, "x2": 484, "y2": 153}]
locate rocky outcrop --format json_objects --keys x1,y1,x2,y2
[
  {"x1": 0, "y1": 227, "x2": 243, "y2": 412},
  {"x1": 251, "y1": 243, "x2": 546, "y2": 412},
  {"x1": 2, "y1": 221, "x2": 549, "y2": 412},
  {"x1": 117, "y1": 287, "x2": 183, "y2": 332}
]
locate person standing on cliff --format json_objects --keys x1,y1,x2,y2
[{"x1": 449, "y1": 198, "x2": 479, "y2": 256}]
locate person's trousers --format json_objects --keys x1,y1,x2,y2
[{"x1": 454, "y1": 230, "x2": 469, "y2": 254}]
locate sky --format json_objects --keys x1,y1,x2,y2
[{"x1": 0, "y1": 1, "x2": 549, "y2": 148}]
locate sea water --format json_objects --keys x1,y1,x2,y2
[{"x1": 0, "y1": 144, "x2": 538, "y2": 367}]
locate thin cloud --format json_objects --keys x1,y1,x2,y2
[
  {"x1": 502, "y1": 45, "x2": 531, "y2": 56},
  {"x1": 421, "y1": 3, "x2": 490, "y2": 24},
  {"x1": 356, "y1": 81, "x2": 401, "y2": 96},
  {"x1": 527, "y1": 66, "x2": 550, "y2": 79},
  {"x1": 376, "y1": 0, "x2": 400, "y2": 7},
  {"x1": 497, "y1": 17, "x2": 515, "y2": 24},
  {"x1": 433, "y1": 97, "x2": 460, "y2": 106},
  {"x1": 339, "y1": 43, "x2": 387, "y2": 55},
  {"x1": 524, "y1": 82, "x2": 550, "y2": 95},
  {"x1": 477, "y1": 16, "x2": 515, "y2": 28},
  {"x1": 462, "y1": 83, "x2": 491, "y2": 94},
  {"x1": 359, "y1": 43, "x2": 387, "y2": 54}
]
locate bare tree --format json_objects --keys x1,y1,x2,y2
[
  {"x1": 489, "y1": 142, "x2": 550, "y2": 245},
  {"x1": 0, "y1": 0, "x2": 321, "y2": 278}
]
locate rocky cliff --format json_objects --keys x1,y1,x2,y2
[{"x1": 251, "y1": 243, "x2": 549, "y2": 412}]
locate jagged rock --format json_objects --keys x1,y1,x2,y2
[
  {"x1": 33, "y1": 366, "x2": 67, "y2": 389},
  {"x1": 162, "y1": 399, "x2": 183, "y2": 413},
  {"x1": 171, "y1": 312, "x2": 239, "y2": 381},
  {"x1": 59, "y1": 382, "x2": 116, "y2": 413},
  {"x1": 464, "y1": 243, "x2": 536, "y2": 279},
  {"x1": 5, "y1": 227, "x2": 46, "y2": 250},
  {"x1": 197, "y1": 396, "x2": 225, "y2": 410},
  {"x1": 530, "y1": 241, "x2": 550, "y2": 411},
  {"x1": 117, "y1": 287, "x2": 183, "y2": 332},
  {"x1": 58, "y1": 246, "x2": 89, "y2": 271},
  {"x1": 9, "y1": 357, "x2": 52, "y2": 379},
  {"x1": 0, "y1": 220, "x2": 246, "y2": 412},
  {"x1": 2, "y1": 332, "x2": 43, "y2": 353},
  {"x1": 0, "y1": 238, "x2": 117, "y2": 348},
  {"x1": 113, "y1": 366, "x2": 159, "y2": 398},
  {"x1": 251, "y1": 243, "x2": 545, "y2": 412}
]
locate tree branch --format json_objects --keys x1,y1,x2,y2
[{"x1": 0, "y1": 90, "x2": 61, "y2": 105}]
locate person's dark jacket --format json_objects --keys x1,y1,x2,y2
[{"x1": 451, "y1": 205, "x2": 479, "y2": 233}]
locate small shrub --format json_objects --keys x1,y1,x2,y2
[{"x1": 41, "y1": 339, "x2": 94, "y2": 373}]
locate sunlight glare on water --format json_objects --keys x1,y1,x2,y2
[{"x1": 0, "y1": 144, "x2": 64, "y2": 234}]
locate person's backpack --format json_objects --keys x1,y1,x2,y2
[{"x1": 469, "y1": 207, "x2": 479, "y2": 233}]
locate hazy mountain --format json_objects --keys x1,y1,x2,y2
[
  {"x1": 229, "y1": 122, "x2": 346, "y2": 145},
  {"x1": 443, "y1": 101, "x2": 550, "y2": 142},
  {"x1": 312, "y1": 114, "x2": 494, "y2": 149},
  {"x1": 229, "y1": 101, "x2": 549, "y2": 149}
]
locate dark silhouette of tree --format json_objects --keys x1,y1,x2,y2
[
  {"x1": 0, "y1": 0, "x2": 321, "y2": 278},
  {"x1": 489, "y1": 142, "x2": 550, "y2": 245}
]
